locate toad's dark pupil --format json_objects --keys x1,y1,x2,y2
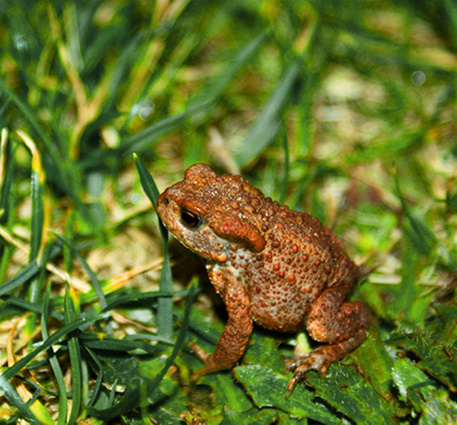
[{"x1": 181, "y1": 209, "x2": 201, "y2": 228}]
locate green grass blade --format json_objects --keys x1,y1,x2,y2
[
  {"x1": 156, "y1": 249, "x2": 173, "y2": 339},
  {"x1": 134, "y1": 154, "x2": 173, "y2": 339},
  {"x1": 189, "y1": 32, "x2": 268, "y2": 109},
  {"x1": 394, "y1": 170, "x2": 436, "y2": 255},
  {"x1": 0, "y1": 244, "x2": 60, "y2": 297},
  {"x1": 0, "y1": 130, "x2": 16, "y2": 283},
  {"x1": 0, "y1": 376, "x2": 40, "y2": 424},
  {"x1": 103, "y1": 289, "x2": 175, "y2": 312},
  {"x1": 1, "y1": 295, "x2": 57, "y2": 319},
  {"x1": 64, "y1": 213, "x2": 75, "y2": 275},
  {"x1": 73, "y1": 246, "x2": 107, "y2": 309},
  {"x1": 347, "y1": 131, "x2": 427, "y2": 165},
  {"x1": 0, "y1": 259, "x2": 38, "y2": 297},
  {"x1": 24, "y1": 141, "x2": 46, "y2": 336},
  {"x1": 278, "y1": 124, "x2": 290, "y2": 205},
  {"x1": 235, "y1": 62, "x2": 300, "y2": 167},
  {"x1": 54, "y1": 232, "x2": 108, "y2": 315},
  {"x1": 438, "y1": 0, "x2": 457, "y2": 48},
  {"x1": 114, "y1": 34, "x2": 267, "y2": 160},
  {"x1": 0, "y1": 81, "x2": 59, "y2": 160},
  {"x1": 29, "y1": 162, "x2": 44, "y2": 262},
  {"x1": 1, "y1": 313, "x2": 104, "y2": 381},
  {"x1": 41, "y1": 283, "x2": 67, "y2": 425},
  {"x1": 133, "y1": 155, "x2": 161, "y2": 208},
  {"x1": 64, "y1": 285, "x2": 83, "y2": 425},
  {"x1": 121, "y1": 103, "x2": 209, "y2": 156},
  {"x1": 84, "y1": 347, "x2": 105, "y2": 408},
  {"x1": 86, "y1": 280, "x2": 198, "y2": 419}
]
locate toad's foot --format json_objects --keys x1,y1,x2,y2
[
  {"x1": 188, "y1": 342, "x2": 239, "y2": 381},
  {"x1": 285, "y1": 336, "x2": 362, "y2": 393}
]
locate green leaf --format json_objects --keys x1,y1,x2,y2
[
  {"x1": 149, "y1": 385, "x2": 191, "y2": 425},
  {"x1": 221, "y1": 405, "x2": 278, "y2": 425},
  {"x1": 351, "y1": 330, "x2": 394, "y2": 397},
  {"x1": 63, "y1": 213, "x2": 75, "y2": 275},
  {"x1": 0, "y1": 80, "x2": 60, "y2": 162},
  {"x1": 306, "y1": 365, "x2": 396, "y2": 424},
  {"x1": 1, "y1": 294, "x2": 63, "y2": 321},
  {"x1": 399, "y1": 335, "x2": 457, "y2": 392},
  {"x1": 243, "y1": 331, "x2": 285, "y2": 374},
  {"x1": 392, "y1": 357, "x2": 457, "y2": 423},
  {"x1": 198, "y1": 373, "x2": 253, "y2": 414},
  {"x1": 392, "y1": 357, "x2": 431, "y2": 405},
  {"x1": 433, "y1": 303, "x2": 457, "y2": 342},
  {"x1": 392, "y1": 237, "x2": 433, "y2": 326},
  {"x1": 234, "y1": 365, "x2": 340, "y2": 423}
]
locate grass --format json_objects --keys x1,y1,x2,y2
[{"x1": 0, "y1": 0, "x2": 456, "y2": 424}]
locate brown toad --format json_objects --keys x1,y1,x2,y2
[{"x1": 157, "y1": 164, "x2": 369, "y2": 391}]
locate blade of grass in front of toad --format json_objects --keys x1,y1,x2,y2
[{"x1": 134, "y1": 154, "x2": 173, "y2": 340}]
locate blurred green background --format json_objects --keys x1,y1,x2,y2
[{"x1": 0, "y1": 1, "x2": 456, "y2": 424}]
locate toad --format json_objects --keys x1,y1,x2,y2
[{"x1": 157, "y1": 164, "x2": 369, "y2": 391}]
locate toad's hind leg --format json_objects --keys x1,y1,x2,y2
[{"x1": 286, "y1": 284, "x2": 369, "y2": 391}]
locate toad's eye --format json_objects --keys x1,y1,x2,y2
[{"x1": 180, "y1": 208, "x2": 202, "y2": 228}]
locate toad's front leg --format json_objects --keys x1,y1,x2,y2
[
  {"x1": 191, "y1": 267, "x2": 253, "y2": 380},
  {"x1": 286, "y1": 283, "x2": 369, "y2": 391}
]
